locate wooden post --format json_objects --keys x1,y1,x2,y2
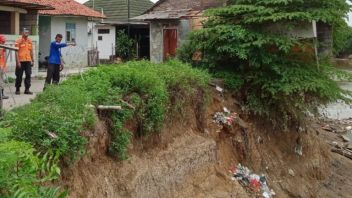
[{"x1": 11, "y1": 12, "x2": 20, "y2": 35}]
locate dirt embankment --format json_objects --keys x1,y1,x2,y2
[{"x1": 60, "y1": 88, "x2": 350, "y2": 198}]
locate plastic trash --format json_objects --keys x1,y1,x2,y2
[{"x1": 230, "y1": 164, "x2": 275, "y2": 198}]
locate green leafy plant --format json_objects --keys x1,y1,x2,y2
[
  {"x1": 0, "y1": 140, "x2": 65, "y2": 198},
  {"x1": 179, "y1": 0, "x2": 352, "y2": 128},
  {"x1": 116, "y1": 30, "x2": 137, "y2": 61}
]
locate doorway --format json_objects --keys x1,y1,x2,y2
[{"x1": 163, "y1": 29, "x2": 177, "y2": 61}]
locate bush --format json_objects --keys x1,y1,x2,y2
[
  {"x1": 116, "y1": 30, "x2": 137, "y2": 61},
  {"x1": 178, "y1": 0, "x2": 352, "y2": 128},
  {"x1": 0, "y1": 60, "x2": 210, "y2": 196}
]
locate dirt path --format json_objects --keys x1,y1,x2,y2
[{"x1": 3, "y1": 79, "x2": 45, "y2": 110}]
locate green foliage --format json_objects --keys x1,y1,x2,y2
[
  {"x1": 333, "y1": 20, "x2": 352, "y2": 56},
  {"x1": 0, "y1": 140, "x2": 64, "y2": 198},
  {"x1": 116, "y1": 30, "x2": 136, "y2": 60},
  {"x1": 5, "y1": 85, "x2": 94, "y2": 161},
  {"x1": 179, "y1": 0, "x2": 352, "y2": 127}
]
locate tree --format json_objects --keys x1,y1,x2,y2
[{"x1": 179, "y1": 0, "x2": 352, "y2": 128}]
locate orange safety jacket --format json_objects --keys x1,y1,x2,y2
[
  {"x1": 15, "y1": 37, "x2": 33, "y2": 62},
  {"x1": 0, "y1": 48, "x2": 6, "y2": 69}
]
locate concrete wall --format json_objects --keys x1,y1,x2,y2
[
  {"x1": 20, "y1": 10, "x2": 38, "y2": 35},
  {"x1": 150, "y1": 19, "x2": 191, "y2": 63},
  {"x1": 89, "y1": 22, "x2": 116, "y2": 60},
  {"x1": 39, "y1": 16, "x2": 89, "y2": 67},
  {"x1": 38, "y1": 16, "x2": 51, "y2": 62}
]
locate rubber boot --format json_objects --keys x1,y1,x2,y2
[
  {"x1": 15, "y1": 88, "x2": 20, "y2": 95},
  {"x1": 24, "y1": 89, "x2": 33, "y2": 95}
]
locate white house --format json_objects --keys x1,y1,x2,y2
[{"x1": 38, "y1": 0, "x2": 104, "y2": 68}]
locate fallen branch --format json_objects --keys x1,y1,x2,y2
[
  {"x1": 120, "y1": 99, "x2": 135, "y2": 110},
  {"x1": 97, "y1": 105, "x2": 122, "y2": 110},
  {"x1": 331, "y1": 148, "x2": 352, "y2": 160}
]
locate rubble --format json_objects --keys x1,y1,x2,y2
[
  {"x1": 341, "y1": 135, "x2": 350, "y2": 142},
  {"x1": 288, "y1": 169, "x2": 295, "y2": 177},
  {"x1": 230, "y1": 164, "x2": 275, "y2": 198}
]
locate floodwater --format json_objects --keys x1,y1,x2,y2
[{"x1": 320, "y1": 66, "x2": 352, "y2": 120}]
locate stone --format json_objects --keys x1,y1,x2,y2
[
  {"x1": 341, "y1": 135, "x2": 351, "y2": 142},
  {"x1": 288, "y1": 169, "x2": 295, "y2": 177},
  {"x1": 346, "y1": 126, "x2": 352, "y2": 131}
]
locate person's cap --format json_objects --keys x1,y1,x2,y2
[
  {"x1": 22, "y1": 28, "x2": 30, "y2": 33},
  {"x1": 0, "y1": 35, "x2": 6, "y2": 43}
]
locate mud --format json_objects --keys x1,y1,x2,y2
[{"x1": 61, "y1": 89, "x2": 351, "y2": 198}]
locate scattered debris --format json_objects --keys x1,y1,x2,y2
[
  {"x1": 294, "y1": 144, "x2": 303, "y2": 156},
  {"x1": 230, "y1": 164, "x2": 275, "y2": 198},
  {"x1": 97, "y1": 105, "x2": 122, "y2": 111},
  {"x1": 216, "y1": 85, "x2": 224, "y2": 93},
  {"x1": 120, "y1": 99, "x2": 135, "y2": 110},
  {"x1": 341, "y1": 135, "x2": 350, "y2": 142},
  {"x1": 288, "y1": 169, "x2": 295, "y2": 177},
  {"x1": 213, "y1": 110, "x2": 238, "y2": 126},
  {"x1": 46, "y1": 131, "x2": 58, "y2": 139},
  {"x1": 331, "y1": 148, "x2": 352, "y2": 160}
]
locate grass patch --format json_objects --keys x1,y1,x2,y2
[{"x1": 0, "y1": 60, "x2": 210, "y2": 197}]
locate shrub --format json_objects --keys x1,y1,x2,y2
[{"x1": 179, "y1": 0, "x2": 352, "y2": 128}]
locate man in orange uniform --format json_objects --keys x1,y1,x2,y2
[
  {"x1": 0, "y1": 35, "x2": 9, "y2": 99},
  {"x1": 15, "y1": 28, "x2": 33, "y2": 95}
]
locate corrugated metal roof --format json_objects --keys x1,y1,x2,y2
[{"x1": 84, "y1": 0, "x2": 154, "y2": 22}]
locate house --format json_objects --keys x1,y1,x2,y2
[
  {"x1": 38, "y1": 0, "x2": 104, "y2": 68},
  {"x1": 134, "y1": 0, "x2": 333, "y2": 63},
  {"x1": 133, "y1": 0, "x2": 226, "y2": 63},
  {"x1": 0, "y1": 0, "x2": 53, "y2": 75},
  {"x1": 84, "y1": 0, "x2": 154, "y2": 60}
]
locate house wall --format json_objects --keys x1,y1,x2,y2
[
  {"x1": 93, "y1": 23, "x2": 116, "y2": 60},
  {"x1": 20, "y1": 10, "x2": 39, "y2": 35},
  {"x1": 39, "y1": 16, "x2": 89, "y2": 67},
  {"x1": 39, "y1": 16, "x2": 51, "y2": 62},
  {"x1": 150, "y1": 19, "x2": 191, "y2": 63}
]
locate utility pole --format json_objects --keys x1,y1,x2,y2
[
  {"x1": 127, "y1": 0, "x2": 130, "y2": 35},
  {"x1": 127, "y1": 0, "x2": 131, "y2": 59}
]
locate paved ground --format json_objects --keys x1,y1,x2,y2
[{"x1": 2, "y1": 67, "x2": 91, "y2": 110}]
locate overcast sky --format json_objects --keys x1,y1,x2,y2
[{"x1": 75, "y1": 0, "x2": 158, "y2": 3}]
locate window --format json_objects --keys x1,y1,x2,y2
[
  {"x1": 98, "y1": 36, "x2": 103, "y2": 41},
  {"x1": 98, "y1": 29, "x2": 110, "y2": 34},
  {"x1": 66, "y1": 23, "x2": 76, "y2": 42}
]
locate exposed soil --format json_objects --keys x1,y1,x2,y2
[{"x1": 60, "y1": 88, "x2": 352, "y2": 198}]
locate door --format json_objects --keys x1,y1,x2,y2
[{"x1": 163, "y1": 29, "x2": 177, "y2": 61}]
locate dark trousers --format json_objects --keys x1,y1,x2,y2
[
  {"x1": 15, "y1": 61, "x2": 32, "y2": 90},
  {"x1": 45, "y1": 64, "x2": 60, "y2": 85}
]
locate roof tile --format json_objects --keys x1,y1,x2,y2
[{"x1": 38, "y1": 0, "x2": 105, "y2": 18}]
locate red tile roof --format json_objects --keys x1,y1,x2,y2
[
  {"x1": 0, "y1": 0, "x2": 54, "y2": 10},
  {"x1": 38, "y1": 0, "x2": 105, "y2": 18}
]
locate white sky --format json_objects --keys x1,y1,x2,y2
[{"x1": 75, "y1": 0, "x2": 158, "y2": 3}]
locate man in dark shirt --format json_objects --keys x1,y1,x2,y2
[{"x1": 45, "y1": 34, "x2": 75, "y2": 87}]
